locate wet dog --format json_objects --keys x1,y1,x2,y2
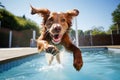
[{"x1": 31, "y1": 6, "x2": 83, "y2": 71}]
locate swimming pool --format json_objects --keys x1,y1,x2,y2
[{"x1": 0, "y1": 48, "x2": 120, "y2": 80}]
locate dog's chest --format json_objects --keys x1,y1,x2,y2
[{"x1": 49, "y1": 41, "x2": 62, "y2": 50}]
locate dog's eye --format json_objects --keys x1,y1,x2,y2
[
  {"x1": 61, "y1": 18, "x2": 65, "y2": 22},
  {"x1": 46, "y1": 18, "x2": 54, "y2": 28},
  {"x1": 48, "y1": 18, "x2": 54, "y2": 22}
]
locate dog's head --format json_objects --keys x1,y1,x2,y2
[{"x1": 31, "y1": 6, "x2": 79, "y2": 44}]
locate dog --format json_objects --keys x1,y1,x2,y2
[{"x1": 31, "y1": 6, "x2": 83, "y2": 71}]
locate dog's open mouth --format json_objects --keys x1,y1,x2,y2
[{"x1": 52, "y1": 34, "x2": 62, "y2": 44}]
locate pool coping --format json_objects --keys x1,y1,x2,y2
[
  {"x1": 0, "y1": 47, "x2": 38, "y2": 64},
  {"x1": 80, "y1": 45, "x2": 120, "y2": 49}
]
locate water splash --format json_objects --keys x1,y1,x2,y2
[{"x1": 39, "y1": 64, "x2": 64, "y2": 72}]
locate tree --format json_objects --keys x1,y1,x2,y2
[
  {"x1": 22, "y1": 14, "x2": 26, "y2": 19},
  {"x1": 112, "y1": 4, "x2": 120, "y2": 29},
  {"x1": 107, "y1": 24, "x2": 116, "y2": 34},
  {"x1": 70, "y1": 28, "x2": 75, "y2": 38},
  {"x1": 0, "y1": 2, "x2": 5, "y2": 8},
  {"x1": 0, "y1": 8, "x2": 39, "y2": 32},
  {"x1": 78, "y1": 30, "x2": 84, "y2": 36},
  {"x1": 84, "y1": 30, "x2": 91, "y2": 35},
  {"x1": 91, "y1": 26, "x2": 106, "y2": 35},
  {"x1": 84, "y1": 26, "x2": 106, "y2": 35}
]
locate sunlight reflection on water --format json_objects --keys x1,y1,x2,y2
[{"x1": 39, "y1": 64, "x2": 64, "y2": 72}]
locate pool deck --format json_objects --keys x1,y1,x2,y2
[
  {"x1": 0, "y1": 46, "x2": 120, "y2": 63},
  {"x1": 80, "y1": 45, "x2": 120, "y2": 49},
  {"x1": 0, "y1": 47, "x2": 38, "y2": 63}
]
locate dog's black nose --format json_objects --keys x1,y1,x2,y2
[{"x1": 54, "y1": 26, "x2": 61, "y2": 32}]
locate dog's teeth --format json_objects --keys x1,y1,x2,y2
[{"x1": 54, "y1": 34, "x2": 59, "y2": 39}]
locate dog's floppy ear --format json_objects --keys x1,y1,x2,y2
[
  {"x1": 66, "y1": 9, "x2": 79, "y2": 27},
  {"x1": 30, "y1": 5, "x2": 50, "y2": 18},
  {"x1": 66, "y1": 9, "x2": 79, "y2": 18}
]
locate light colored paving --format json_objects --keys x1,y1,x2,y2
[
  {"x1": 80, "y1": 45, "x2": 120, "y2": 49},
  {"x1": 0, "y1": 47, "x2": 38, "y2": 62},
  {"x1": 106, "y1": 45, "x2": 120, "y2": 49}
]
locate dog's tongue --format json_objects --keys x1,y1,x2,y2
[
  {"x1": 54, "y1": 34, "x2": 59, "y2": 39},
  {"x1": 52, "y1": 34, "x2": 62, "y2": 43}
]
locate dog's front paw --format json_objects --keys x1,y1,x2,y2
[
  {"x1": 73, "y1": 53, "x2": 83, "y2": 71},
  {"x1": 45, "y1": 45, "x2": 59, "y2": 56}
]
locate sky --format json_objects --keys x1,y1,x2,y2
[{"x1": 1, "y1": 0, "x2": 120, "y2": 31}]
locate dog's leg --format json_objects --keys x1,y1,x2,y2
[
  {"x1": 37, "y1": 40, "x2": 48, "y2": 52},
  {"x1": 37, "y1": 38, "x2": 60, "y2": 65},
  {"x1": 62, "y1": 33, "x2": 83, "y2": 71},
  {"x1": 56, "y1": 53, "x2": 61, "y2": 64},
  {"x1": 45, "y1": 53, "x2": 54, "y2": 65}
]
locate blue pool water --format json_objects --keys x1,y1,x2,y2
[{"x1": 0, "y1": 48, "x2": 120, "y2": 80}]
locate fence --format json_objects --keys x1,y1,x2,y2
[
  {"x1": 0, "y1": 28, "x2": 39, "y2": 48},
  {"x1": 79, "y1": 34, "x2": 120, "y2": 46},
  {"x1": 0, "y1": 28, "x2": 120, "y2": 48}
]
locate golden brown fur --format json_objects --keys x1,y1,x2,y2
[{"x1": 31, "y1": 6, "x2": 83, "y2": 71}]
